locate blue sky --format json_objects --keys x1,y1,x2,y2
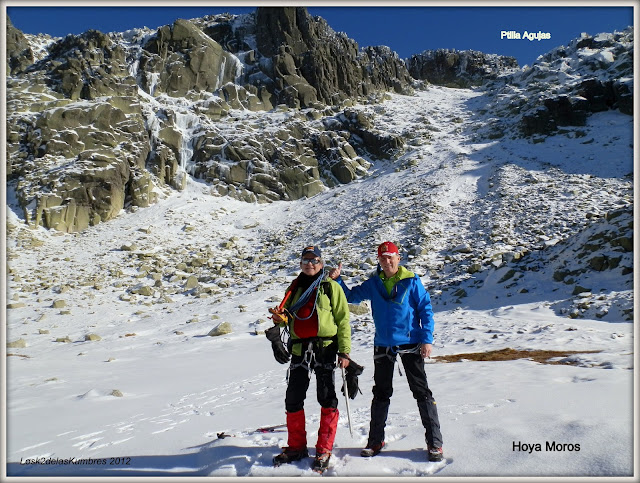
[{"x1": 6, "y1": 5, "x2": 633, "y2": 67}]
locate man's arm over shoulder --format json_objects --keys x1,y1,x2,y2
[
  {"x1": 336, "y1": 276, "x2": 374, "y2": 305},
  {"x1": 329, "y1": 262, "x2": 374, "y2": 305}
]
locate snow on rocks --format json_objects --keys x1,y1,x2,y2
[{"x1": 5, "y1": 84, "x2": 633, "y2": 477}]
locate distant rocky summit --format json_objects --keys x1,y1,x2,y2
[
  {"x1": 407, "y1": 49, "x2": 519, "y2": 88},
  {"x1": 5, "y1": 7, "x2": 634, "y2": 233},
  {"x1": 480, "y1": 29, "x2": 634, "y2": 139}
]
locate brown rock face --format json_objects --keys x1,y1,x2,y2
[{"x1": 254, "y1": 7, "x2": 414, "y2": 107}]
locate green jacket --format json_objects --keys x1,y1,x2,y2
[
  {"x1": 281, "y1": 276, "x2": 351, "y2": 357},
  {"x1": 379, "y1": 265, "x2": 415, "y2": 295}
]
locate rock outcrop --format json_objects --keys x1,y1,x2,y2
[
  {"x1": 199, "y1": 7, "x2": 416, "y2": 108},
  {"x1": 6, "y1": 16, "x2": 35, "y2": 75},
  {"x1": 138, "y1": 18, "x2": 243, "y2": 98},
  {"x1": 6, "y1": 7, "x2": 417, "y2": 232},
  {"x1": 7, "y1": 88, "x2": 152, "y2": 232},
  {"x1": 515, "y1": 29, "x2": 633, "y2": 137},
  {"x1": 407, "y1": 49, "x2": 518, "y2": 88}
]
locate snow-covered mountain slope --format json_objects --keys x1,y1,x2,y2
[{"x1": 5, "y1": 82, "x2": 634, "y2": 477}]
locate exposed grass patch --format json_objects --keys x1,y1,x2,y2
[{"x1": 432, "y1": 347, "x2": 602, "y2": 365}]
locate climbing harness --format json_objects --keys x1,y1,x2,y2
[
  {"x1": 374, "y1": 344, "x2": 422, "y2": 376},
  {"x1": 286, "y1": 336, "x2": 338, "y2": 382},
  {"x1": 374, "y1": 344, "x2": 421, "y2": 361}
]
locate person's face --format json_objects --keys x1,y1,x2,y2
[
  {"x1": 378, "y1": 253, "x2": 400, "y2": 277},
  {"x1": 300, "y1": 254, "x2": 323, "y2": 276}
]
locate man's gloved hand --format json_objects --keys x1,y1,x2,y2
[
  {"x1": 265, "y1": 325, "x2": 290, "y2": 364},
  {"x1": 341, "y1": 359, "x2": 364, "y2": 399},
  {"x1": 268, "y1": 307, "x2": 290, "y2": 324}
]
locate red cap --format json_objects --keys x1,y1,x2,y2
[{"x1": 378, "y1": 241, "x2": 399, "y2": 257}]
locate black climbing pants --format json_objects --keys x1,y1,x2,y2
[
  {"x1": 368, "y1": 344, "x2": 443, "y2": 448},
  {"x1": 285, "y1": 341, "x2": 338, "y2": 413}
]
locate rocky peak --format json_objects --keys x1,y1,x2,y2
[
  {"x1": 407, "y1": 49, "x2": 519, "y2": 88},
  {"x1": 216, "y1": 7, "x2": 415, "y2": 107},
  {"x1": 255, "y1": 7, "x2": 319, "y2": 57},
  {"x1": 6, "y1": 16, "x2": 35, "y2": 75}
]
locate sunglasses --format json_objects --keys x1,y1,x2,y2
[{"x1": 301, "y1": 258, "x2": 322, "y2": 265}]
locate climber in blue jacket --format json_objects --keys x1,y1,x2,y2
[{"x1": 329, "y1": 241, "x2": 443, "y2": 462}]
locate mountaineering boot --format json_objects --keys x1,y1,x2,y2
[
  {"x1": 273, "y1": 410, "x2": 308, "y2": 466},
  {"x1": 273, "y1": 448, "x2": 309, "y2": 466},
  {"x1": 360, "y1": 441, "x2": 385, "y2": 457},
  {"x1": 417, "y1": 398, "x2": 443, "y2": 451},
  {"x1": 428, "y1": 445, "x2": 444, "y2": 462},
  {"x1": 312, "y1": 452, "x2": 331, "y2": 473},
  {"x1": 316, "y1": 407, "x2": 339, "y2": 454}
]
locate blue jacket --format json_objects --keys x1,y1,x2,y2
[{"x1": 337, "y1": 266, "x2": 435, "y2": 347}]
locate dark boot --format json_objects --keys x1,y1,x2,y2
[
  {"x1": 316, "y1": 407, "x2": 339, "y2": 454},
  {"x1": 273, "y1": 447, "x2": 309, "y2": 466},
  {"x1": 361, "y1": 441, "x2": 385, "y2": 457},
  {"x1": 417, "y1": 398, "x2": 443, "y2": 449},
  {"x1": 312, "y1": 452, "x2": 331, "y2": 473},
  {"x1": 367, "y1": 398, "x2": 390, "y2": 448},
  {"x1": 428, "y1": 445, "x2": 444, "y2": 462}
]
